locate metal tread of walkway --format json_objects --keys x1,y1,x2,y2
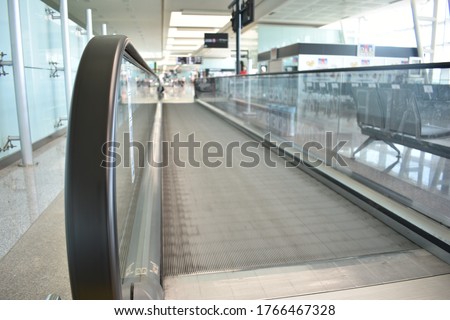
[{"x1": 162, "y1": 103, "x2": 418, "y2": 277}]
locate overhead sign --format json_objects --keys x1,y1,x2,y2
[
  {"x1": 231, "y1": 0, "x2": 254, "y2": 32},
  {"x1": 204, "y1": 33, "x2": 229, "y2": 48}
]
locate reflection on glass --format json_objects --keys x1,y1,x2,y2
[
  {"x1": 0, "y1": 0, "x2": 87, "y2": 161},
  {"x1": 197, "y1": 65, "x2": 450, "y2": 227},
  {"x1": 114, "y1": 58, "x2": 158, "y2": 283}
]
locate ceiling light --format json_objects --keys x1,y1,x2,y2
[
  {"x1": 167, "y1": 38, "x2": 204, "y2": 46},
  {"x1": 181, "y1": 10, "x2": 229, "y2": 16},
  {"x1": 170, "y1": 11, "x2": 230, "y2": 28},
  {"x1": 168, "y1": 27, "x2": 219, "y2": 38},
  {"x1": 166, "y1": 45, "x2": 202, "y2": 51}
]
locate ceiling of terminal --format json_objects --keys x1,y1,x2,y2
[{"x1": 42, "y1": 0, "x2": 400, "y2": 61}]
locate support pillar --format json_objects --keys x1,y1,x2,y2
[
  {"x1": 7, "y1": 0, "x2": 33, "y2": 166},
  {"x1": 60, "y1": 0, "x2": 72, "y2": 113},
  {"x1": 86, "y1": 8, "x2": 93, "y2": 40}
]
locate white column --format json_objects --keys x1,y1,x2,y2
[
  {"x1": 430, "y1": 0, "x2": 439, "y2": 63},
  {"x1": 102, "y1": 23, "x2": 107, "y2": 35},
  {"x1": 410, "y1": 0, "x2": 424, "y2": 60},
  {"x1": 86, "y1": 8, "x2": 93, "y2": 40},
  {"x1": 60, "y1": 0, "x2": 72, "y2": 113},
  {"x1": 7, "y1": 0, "x2": 33, "y2": 166}
]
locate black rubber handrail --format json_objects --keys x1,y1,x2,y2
[{"x1": 65, "y1": 35, "x2": 162, "y2": 299}]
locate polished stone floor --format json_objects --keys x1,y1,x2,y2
[
  {"x1": 0, "y1": 136, "x2": 70, "y2": 299},
  {"x1": 0, "y1": 137, "x2": 65, "y2": 260}
]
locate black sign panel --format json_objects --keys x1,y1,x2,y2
[
  {"x1": 242, "y1": 0, "x2": 254, "y2": 27},
  {"x1": 231, "y1": 0, "x2": 254, "y2": 32},
  {"x1": 204, "y1": 33, "x2": 229, "y2": 48}
]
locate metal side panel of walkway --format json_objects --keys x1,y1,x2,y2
[{"x1": 162, "y1": 102, "x2": 450, "y2": 300}]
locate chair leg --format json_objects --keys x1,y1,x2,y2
[
  {"x1": 352, "y1": 136, "x2": 402, "y2": 159},
  {"x1": 385, "y1": 141, "x2": 401, "y2": 158},
  {"x1": 352, "y1": 137, "x2": 375, "y2": 159}
]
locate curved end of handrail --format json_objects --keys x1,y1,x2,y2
[{"x1": 65, "y1": 35, "x2": 162, "y2": 300}]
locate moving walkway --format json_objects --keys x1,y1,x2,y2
[{"x1": 65, "y1": 36, "x2": 450, "y2": 299}]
